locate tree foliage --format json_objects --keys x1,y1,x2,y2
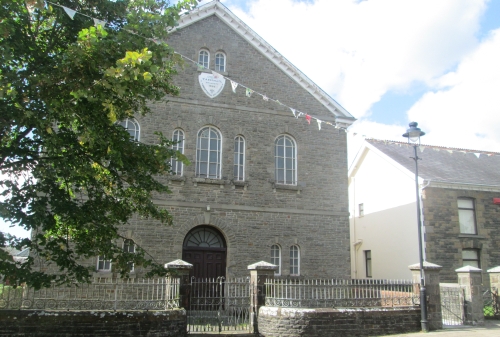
[{"x1": 0, "y1": 0, "x2": 196, "y2": 288}]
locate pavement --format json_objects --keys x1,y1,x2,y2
[{"x1": 387, "y1": 320, "x2": 500, "y2": 337}]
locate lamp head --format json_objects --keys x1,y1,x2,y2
[{"x1": 403, "y1": 122, "x2": 425, "y2": 144}]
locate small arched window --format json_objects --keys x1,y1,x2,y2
[
  {"x1": 118, "y1": 118, "x2": 140, "y2": 141},
  {"x1": 271, "y1": 244, "x2": 281, "y2": 276},
  {"x1": 233, "y1": 136, "x2": 245, "y2": 181},
  {"x1": 123, "y1": 239, "x2": 135, "y2": 271},
  {"x1": 290, "y1": 245, "x2": 300, "y2": 276},
  {"x1": 198, "y1": 49, "x2": 209, "y2": 69},
  {"x1": 275, "y1": 135, "x2": 297, "y2": 185},
  {"x1": 171, "y1": 129, "x2": 185, "y2": 176},
  {"x1": 215, "y1": 52, "x2": 226, "y2": 72},
  {"x1": 196, "y1": 126, "x2": 222, "y2": 179}
]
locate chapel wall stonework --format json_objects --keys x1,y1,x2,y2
[
  {"x1": 104, "y1": 14, "x2": 350, "y2": 279},
  {"x1": 423, "y1": 187, "x2": 500, "y2": 284}
]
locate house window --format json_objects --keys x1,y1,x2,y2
[
  {"x1": 196, "y1": 126, "x2": 222, "y2": 179},
  {"x1": 275, "y1": 135, "x2": 297, "y2": 185},
  {"x1": 198, "y1": 49, "x2": 209, "y2": 69},
  {"x1": 97, "y1": 256, "x2": 111, "y2": 271},
  {"x1": 290, "y1": 245, "x2": 300, "y2": 276},
  {"x1": 462, "y1": 249, "x2": 480, "y2": 268},
  {"x1": 359, "y1": 203, "x2": 364, "y2": 217},
  {"x1": 458, "y1": 198, "x2": 477, "y2": 234},
  {"x1": 123, "y1": 239, "x2": 135, "y2": 272},
  {"x1": 215, "y1": 52, "x2": 226, "y2": 72},
  {"x1": 271, "y1": 244, "x2": 281, "y2": 276},
  {"x1": 365, "y1": 250, "x2": 372, "y2": 278},
  {"x1": 233, "y1": 136, "x2": 245, "y2": 181},
  {"x1": 118, "y1": 118, "x2": 140, "y2": 141},
  {"x1": 171, "y1": 129, "x2": 185, "y2": 176}
]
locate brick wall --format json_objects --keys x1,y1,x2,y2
[
  {"x1": 0, "y1": 310, "x2": 186, "y2": 337},
  {"x1": 258, "y1": 307, "x2": 421, "y2": 337}
]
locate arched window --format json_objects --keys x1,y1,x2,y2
[
  {"x1": 290, "y1": 245, "x2": 300, "y2": 276},
  {"x1": 123, "y1": 239, "x2": 135, "y2": 271},
  {"x1": 183, "y1": 226, "x2": 226, "y2": 248},
  {"x1": 198, "y1": 49, "x2": 209, "y2": 69},
  {"x1": 271, "y1": 244, "x2": 281, "y2": 276},
  {"x1": 171, "y1": 129, "x2": 185, "y2": 176},
  {"x1": 196, "y1": 126, "x2": 222, "y2": 179},
  {"x1": 215, "y1": 52, "x2": 226, "y2": 72},
  {"x1": 275, "y1": 135, "x2": 297, "y2": 185},
  {"x1": 118, "y1": 118, "x2": 140, "y2": 141},
  {"x1": 233, "y1": 136, "x2": 245, "y2": 181}
]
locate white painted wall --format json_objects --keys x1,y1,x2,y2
[{"x1": 349, "y1": 146, "x2": 420, "y2": 279}]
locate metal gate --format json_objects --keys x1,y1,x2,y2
[
  {"x1": 440, "y1": 283, "x2": 466, "y2": 326},
  {"x1": 187, "y1": 276, "x2": 253, "y2": 333},
  {"x1": 483, "y1": 287, "x2": 500, "y2": 318}
]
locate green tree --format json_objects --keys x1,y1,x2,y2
[{"x1": 0, "y1": 0, "x2": 195, "y2": 288}]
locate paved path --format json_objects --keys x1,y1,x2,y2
[{"x1": 387, "y1": 320, "x2": 500, "y2": 336}]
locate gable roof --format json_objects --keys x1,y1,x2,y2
[
  {"x1": 362, "y1": 139, "x2": 500, "y2": 188},
  {"x1": 172, "y1": 1, "x2": 355, "y2": 127}
]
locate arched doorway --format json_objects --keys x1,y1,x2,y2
[{"x1": 182, "y1": 226, "x2": 226, "y2": 279}]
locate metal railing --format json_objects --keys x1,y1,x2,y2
[
  {"x1": 0, "y1": 277, "x2": 180, "y2": 311},
  {"x1": 265, "y1": 278, "x2": 419, "y2": 308}
]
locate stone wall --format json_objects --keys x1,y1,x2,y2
[
  {"x1": 423, "y1": 187, "x2": 500, "y2": 284},
  {"x1": 0, "y1": 310, "x2": 186, "y2": 337},
  {"x1": 258, "y1": 307, "x2": 421, "y2": 337}
]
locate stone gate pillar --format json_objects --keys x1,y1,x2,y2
[
  {"x1": 456, "y1": 266, "x2": 484, "y2": 326},
  {"x1": 248, "y1": 261, "x2": 278, "y2": 332},
  {"x1": 409, "y1": 261, "x2": 443, "y2": 330},
  {"x1": 165, "y1": 259, "x2": 193, "y2": 310}
]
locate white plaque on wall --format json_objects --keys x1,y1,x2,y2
[{"x1": 199, "y1": 73, "x2": 225, "y2": 98}]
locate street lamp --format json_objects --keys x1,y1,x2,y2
[{"x1": 402, "y1": 121, "x2": 428, "y2": 332}]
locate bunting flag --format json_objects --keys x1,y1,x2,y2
[
  {"x1": 263, "y1": 95, "x2": 268, "y2": 101},
  {"x1": 211, "y1": 71, "x2": 219, "y2": 79},
  {"x1": 474, "y1": 153, "x2": 480, "y2": 158},
  {"x1": 93, "y1": 18, "x2": 106, "y2": 28},
  {"x1": 305, "y1": 114, "x2": 311, "y2": 124},
  {"x1": 231, "y1": 80, "x2": 238, "y2": 93},
  {"x1": 295, "y1": 112, "x2": 300, "y2": 119},
  {"x1": 245, "y1": 88, "x2": 253, "y2": 97},
  {"x1": 317, "y1": 119, "x2": 322, "y2": 130},
  {"x1": 197, "y1": 63, "x2": 204, "y2": 71},
  {"x1": 290, "y1": 108, "x2": 296, "y2": 118},
  {"x1": 419, "y1": 146, "x2": 426, "y2": 152},
  {"x1": 62, "y1": 6, "x2": 76, "y2": 19}
]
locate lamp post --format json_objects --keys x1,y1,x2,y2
[{"x1": 402, "y1": 121, "x2": 428, "y2": 332}]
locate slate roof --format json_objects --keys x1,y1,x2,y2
[{"x1": 367, "y1": 139, "x2": 500, "y2": 187}]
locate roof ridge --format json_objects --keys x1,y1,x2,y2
[{"x1": 366, "y1": 138, "x2": 500, "y2": 155}]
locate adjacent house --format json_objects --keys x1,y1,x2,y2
[
  {"x1": 349, "y1": 138, "x2": 500, "y2": 283},
  {"x1": 96, "y1": 1, "x2": 355, "y2": 280}
]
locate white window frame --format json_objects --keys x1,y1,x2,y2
[
  {"x1": 289, "y1": 245, "x2": 300, "y2": 276},
  {"x1": 271, "y1": 244, "x2": 281, "y2": 276},
  {"x1": 275, "y1": 135, "x2": 297, "y2": 185},
  {"x1": 196, "y1": 126, "x2": 222, "y2": 179},
  {"x1": 359, "y1": 203, "x2": 364, "y2": 217},
  {"x1": 123, "y1": 239, "x2": 136, "y2": 272},
  {"x1": 462, "y1": 249, "x2": 480, "y2": 268},
  {"x1": 118, "y1": 118, "x2": 140, "y2": 141},
  {"x1": 171, "y1": 129, "x2": 185, "y2": 176},
  {"x1": 97, "y1": 256, "x2": 111, "y2": 271},
  {"x1": 233, "y1": 136, "x2": 245, "y2": 181},
  {"x1": 458, "y1": 198, "x2": 477, "y2": 234},
  {"x1": 215, "y1": 52, "x2": 226, "y2": 72},
  {"x1": 198, "y1": 49, "x2": 209, "y2": 69}
]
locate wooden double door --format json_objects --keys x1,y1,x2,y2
[{"x1": 182, "y1": 247, "x2": 226, "y2": 279}]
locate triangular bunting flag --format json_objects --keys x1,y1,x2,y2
[
  {"x1": 275, "y1": 100, "x2": 281, "y2": 105},
  {"x1": 197, "y1": 63, "x2": 204, "y2": 71},
  {"x1": 93, "y1": 18, "x2": 106, "y2": 28},
  {"x1": 317, "y1": 119, "x2": 322, "y2": 130},
  {"x1": 474, "y1": 153, "x2": 480, "y2": 158},
  {"x1": 447, "y1": 149, "x2": 453, "y2": 153},
  {"x1": 419, "y1": 146, "x2": 425, "y2": 152},
  {"x1": 263, "y1": 95, "x2": 268, "y2": 101},
  {"x1": 305, "y1": 114, "x2": 311, "y2": 124},
  {"x1": 62, "y1": 6, "x2": 77, "y2": 19},
  {"x1": 211, "y1": 71, "x2": 220, "y2": 78},
  {"x1": 487, "y1": 153, "x2": 493, "y2": 157},
  {"x1": 290, "y1": 108, "x2": 296, "y2": 118},
  {"x1": 245, "y1": 88, "x2": 253, "y2": 97},
  {"x1": 231, "y1": 81, "x2": 238, "y2": 93}
]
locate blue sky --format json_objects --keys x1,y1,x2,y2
[{"x1": 3, "y1": 0, "x2": 500, "y2": 238}]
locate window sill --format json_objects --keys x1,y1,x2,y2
[
  {"x1": 459, "y1": 234, "x2": 486, "y2": 239},
  {"x1": 230, "y1": 180, "x2": 249, "y2": 190},
  {"x1": 197, "y1": 68, "x2": 228, "y2": 76},
  {"x1": 168, "y1": 175, "x2": 186, "y2": 185},
  {"x1": 192, "y1": 177, "x2": 228, "y2": 188},
  {"x1": 270, "y1": 181, "x2": 304, "y2": 194}
]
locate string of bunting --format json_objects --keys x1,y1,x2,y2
[{"x1": 45, "y1": 0, "x2": 346, "y2": 132}]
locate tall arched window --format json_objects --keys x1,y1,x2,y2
[
  {"x1": 118, "y1": 118, "x2": 140, "y2": 141},
  {"x1": 171, "y1": 129, "x2": 185, "y2": 176},
  {"x1": 196, "y1": 126, "x2": 222, "y2": 179},
  {"x1": 123, "y1": 239, "x2": 135, "y2": 272},
  {"x1": 233, "y1": 136, "x2": 245, "y2": 181},
  {"x1": 198, "y1": 49, "x2": 209, "y2": 69},
  {"x1": 290, "y1": 245, "x2": 300, "y2": 276},
  {"x1": 271, "y1": 244, "x2": 281, "y2": 276},
  {"x1": 275, "y1": 135, "x2": 297, "y2": 185},
  {"x1": 215, "y1": 52, "x2": 226, "y2": 72}
]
